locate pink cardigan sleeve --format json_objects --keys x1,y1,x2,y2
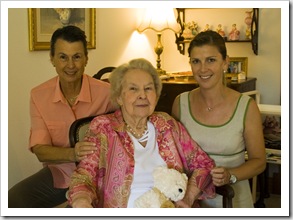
[{"x1": 173, "y1": 120, "x2": 216, "y2": 200}]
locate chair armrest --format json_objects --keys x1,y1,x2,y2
[
  {"x1": 69, "y1": 116, "x2": 96, "y2": 147},
  {"x1": 216, "y1": 185, "x2": 235, "y2": 208}
]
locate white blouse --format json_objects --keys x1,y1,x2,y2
[{"x1": 126, "y1": 121, "x2": 167, "y2": 208}]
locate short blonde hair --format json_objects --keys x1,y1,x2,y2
[{"x1": 109, "y1": 58, "x2": 162, "y2": 106}]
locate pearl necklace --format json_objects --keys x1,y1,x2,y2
[{"x1": 125, "y1": 123, "x2": 148, "y2": 139}]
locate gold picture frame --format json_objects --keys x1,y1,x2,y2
[
  {"x1": 28, "y1": 8, "x2": 96, "y2": 51},
  {"x1": 226, "y1": 57, "x2": 248, "y2": 78}
]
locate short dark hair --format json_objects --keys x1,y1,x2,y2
[
  {"x1": 50, "y1": 25, "x2": 88, "y2": 57},
  {"x1": 188, "y1": 30, "x2": 227, "y2": 60}
]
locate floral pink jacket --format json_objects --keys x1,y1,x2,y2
[{"x1": 68, "y1": 110, "x2": 215, "y2": 208}]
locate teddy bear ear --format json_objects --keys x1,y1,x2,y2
[{"x1": 182, "y1": 172, "x2": 188, "y2": 181}]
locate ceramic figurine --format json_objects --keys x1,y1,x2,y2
[
  {"x1": 244, "y1": 11, "x2": 253, "y2": 39},
  {"x1": 228, "y1": 24, "x2": 240, "y2": 41},
  {"x1": 190, "y1": 21, "x2": 198, "y2": 36},
  {"x1": 182, "y1": 21, "x2": 198, "y2": 39},
  {"x1": 203, "y1": 24, "x2": 210, "y2": 32},
  {"x1": 217, "y1": 24, "x2": 226, "y2": 38}
]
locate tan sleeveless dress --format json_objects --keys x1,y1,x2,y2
[{"x1": 179, "y1": 91, "x2": 254, "y2": 208}]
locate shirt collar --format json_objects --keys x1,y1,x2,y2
[
  {"x1": 52, "y1": 74, "x2": 91, "y2": 103},
  {"x1": 77, "y1": 75, "x2": 91, "y2": 103}
]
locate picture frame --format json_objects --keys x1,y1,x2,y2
[
  {"x1": 226, "y1": 57, "x2": 248, "y2": 78},
  {"x1": 28, "y1": 8, "x2": 96, "y2": 51}
]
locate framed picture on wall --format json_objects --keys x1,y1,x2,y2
[
  {"x1": 28, "y1": 8, "x2": 96, "y2": 51},
  {"x1": 226, "y1": 57, "x2": 248, "y2": 79}
]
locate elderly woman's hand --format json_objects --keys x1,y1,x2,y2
[
  {"x1": 71, "y1": 195, "x2": 93, "y2": 208},
  {"x1": 175, "y1": 173, "x2": 202, "y2": 208},
  {"x1": 74, "y1": 141, "x2": 96, "y2": 162},
  {"x1": 174, "y1": 188, "x2": 201, "y2": 208},
  {"x1": 174, "y1": 199, "x2": 192, "y2": 208}
]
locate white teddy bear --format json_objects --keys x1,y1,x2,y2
[{"x1": 134, "y1": 166, "x2": 188, "y2": 208}]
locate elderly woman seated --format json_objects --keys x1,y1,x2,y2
[{"x1": 67, "y1": 58, "x2": 216, "y2": 208}]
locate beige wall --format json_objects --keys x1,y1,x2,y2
[{"x1": 8, "y1": 8, "x2": 282, "y2": 189}]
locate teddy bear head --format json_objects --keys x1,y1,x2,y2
[{"x1": 153, "y1": 166, "x2": 188, "y2": 202}]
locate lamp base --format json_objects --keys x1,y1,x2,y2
[
  {"x1": 154, "y1": 33, "x2": 167, "y2": 76},
  {"x1": 157, "y1": 68, "x2": 166, "y2": 75}
]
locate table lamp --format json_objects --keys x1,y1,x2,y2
[{"x1": 137, "y1": 8, "x2": 180, "y2": 75}]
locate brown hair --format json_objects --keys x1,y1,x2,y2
[{"x1": 188, "y1": 30, "x2": 227, "y2": 59}]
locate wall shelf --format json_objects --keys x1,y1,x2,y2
[{"x1": 175, "y1": 8, "x2": 259, "y2": 55}]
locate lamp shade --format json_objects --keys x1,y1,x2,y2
[{"x1": 137, "y1": 8, "x2": 181, "y2": 33}]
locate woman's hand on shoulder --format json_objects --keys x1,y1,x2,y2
[{"x1": 74, "y1": 141, "x2": 96, "y2": 162}]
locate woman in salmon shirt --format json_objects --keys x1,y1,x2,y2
[{"x1": 8, "y1": 25, "x2": 116, "y2": 207}]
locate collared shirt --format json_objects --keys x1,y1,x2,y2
[
  {"x1": 68, "y1": 110, "x2": 215, "y2": 207},
  {"x1": 29, "y1": 74, "x2": 116, "y2": 188}
]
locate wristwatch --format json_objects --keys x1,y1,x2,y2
[{"x1": 229, "y1": 174, "x2": 237, "y2": 184}]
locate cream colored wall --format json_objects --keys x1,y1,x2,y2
[
  {"x1": 8, "y1": 8, "x2": 281, "y2": 189},
  {"x1": 166, "y1": 8, "x2": 281, "y2": 104}
]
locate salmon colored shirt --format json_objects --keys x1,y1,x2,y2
[
  {"x1": 68, "y1": 110, "x2": 215, "y2": 207},
  {"x1": 29, "y1": 74, "x2": 116, "y2": 188}
]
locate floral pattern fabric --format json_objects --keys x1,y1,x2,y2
[{"x1": 68, "y1": 110, "x2": 215, "y2": 208}]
